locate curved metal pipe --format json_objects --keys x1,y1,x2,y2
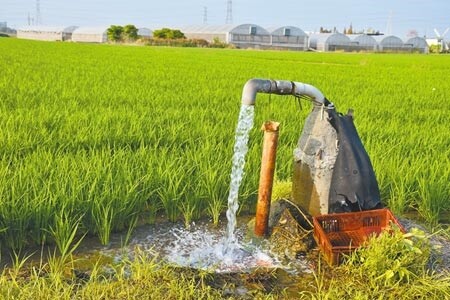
[{"x1": 241, "y1": 78, "x2": 326, "y2": 106}]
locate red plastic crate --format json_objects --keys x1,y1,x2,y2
[{"x1": 313, "y1": 208, "x2": 405, "y2": 266}]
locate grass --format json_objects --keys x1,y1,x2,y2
[
  {"x1": 301, "y1": 227, "x2": 450, "y2": 299},
  {"x1": 0, "y1": 38, "x2": 449, "y2": 252},
  {"x1": 0, "y1": 247, "x2": 286, "y2": 299},
  {"x1": 0, "y1": 224, "x2": 447, "y2": 299}
]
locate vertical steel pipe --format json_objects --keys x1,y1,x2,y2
[{"x1": 254, "y1": 121, "x2": 280, "y2": 237}]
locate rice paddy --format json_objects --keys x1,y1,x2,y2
[{"x1": 0, "y1": 38, "x2": 449, "y2": 254}]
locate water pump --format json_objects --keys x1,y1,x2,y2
[{"x1": 241, "y1": 78, "x2": 382, "y2": 217}]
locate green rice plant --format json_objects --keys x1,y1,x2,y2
[
  {"x1": 199, "y1": 157, "x2": 228, "y2": 225},
  {"x1": 48, "y1": 211, "x2": 84, "y2": 260},
  {"x1": 387, "y1": 177, "x2": 414, "y2": 216},
  {"x1": 1, "y1": 38, "x2": 449, "y2": 252},
  {"x1": 304, "y1": 227, "x2": 450, "y2": 299},
  {"x1": 47, "y1": 212, "x2": 85, "y2": 283},
  {"x1": 416, "y1": 169, "x2": 449, "y2": 228},
  {"x1": 91, "y1": 197, "x2": 114, "y2": 245},
  {"x1": 156, "y1": 161, "x2": 187, "y2": 222}
]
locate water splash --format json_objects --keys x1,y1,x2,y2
[
  {"x1": 223, "y1": 105, "x2": 255, "y2": 255},
  {"x1": 165, "y1": 221, "x2": 280, "y2": 273},
  {"x1": 165, "y1": 105, "x2": 261, "y2": 272}
]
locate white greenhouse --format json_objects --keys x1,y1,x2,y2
[
  {"x1": 179, "y1": 24, "x2": 271, "y2": 48},
  {"x1": 269, "y1": 26, "x2": 308, "y2": 50},
  {"x1": 373, "y1": 35, "x2": 404, "y2": 52},
  {"x1": 72, "y1": 26, "x2": 109, "y2": 43},
  {"x1": 403, "y1": 37, "x2": 429, "y2": 53},
  {"x1": 138, "y1": 28, "x2": 152, "y2": 38},
  {"x1": 17, "y1": 26, "x2": 78, "y2": 41},
  {"x1": 348, "y1": 34, "x2": 377, "y2": 51},
  {"x1": 309, "y1": 33, "x2": 351, "y2": 51}
]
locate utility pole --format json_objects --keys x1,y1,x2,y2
[
  {"x1": 386, "y1": 10, "x2": 393, "y2": 35},
  {"x1": 203, "y1": 6, "x2": 208, "y2": 25},
  {"x1": 36, "y1": 0, "x2": 42, "y2": 25},
  {"x1": 226, "y1": 0, "x2": 233, "y2": 24}
]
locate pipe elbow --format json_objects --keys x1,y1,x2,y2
[
  {"x1": 293, "y1": 82, "x2": 325, "y2": 104},
  {"x1": 241, "y1": 79, "x2": 271, "y2": 106},
  {"x1": 240, "y1": 78, "x2": 326, "y2": 106}
]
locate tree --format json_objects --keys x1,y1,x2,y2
[
  {"x1": 107, "y1": 25, "x2": 123, "y2": 42},
  {"x1": 153, "y1": 28, "x2": 185, "y2": 39},
  {"x1": 123, "y1": 24, "x2": 138, "y2": 41}
]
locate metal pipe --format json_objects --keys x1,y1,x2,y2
[
  {"x1": 241, "y1": 78, "x2": 326, "y2": 106},
  {"x1": 254, "y1": 121, "x2": 280, "y2": 237}
]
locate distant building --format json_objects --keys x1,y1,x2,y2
[
  {"x1": 372, "y1": 35, "x2": 404, "y2": 52},
  {"x1": 17, "y1": 26, "x2": 78, "y2": 41},
  {"x1": 268, "y1": 26, "x2": 309, "y2": 50},
  {"x1": 179, "y1": 24, "x2": 271, "y2": 49},
  {"x1": 347, "y1": 34, "x2": 378, "y2": 51},
  {"x1": 403, "y1": 37, "x2": 429, "y2": 53},
  {"x1": 426, "y1": 38, "x2": 439, "y2": 47},
  {"x1": 138, "y1": 28, "x2": 153, "y2": 38},
  {"x1": 72, "y1": 27, "x2": 109, "y2": 43},
  {"x1": 309, "y1": 33, "x2": 351, "y2": 51}
]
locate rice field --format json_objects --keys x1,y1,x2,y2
[{"x1": 0, "y1": 38, "x2": 449, "y2": 251}]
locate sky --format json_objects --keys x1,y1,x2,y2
[{"x1": 1, "y1": 0, "x2": 449, "y2": 37}]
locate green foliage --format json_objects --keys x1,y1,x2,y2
[
  {"x1": 302, "y1": 227, "x2": 450, "y2": 299},
  {"x1": 107, "y1": 24, "x2": 139, "y2": 42},
  {"x1": 153, "y1": 27, "x2": 185, "y2": 39},
  {"x1": 0, "y1": 38, "x2": 449, "y2": 250},
  {"x1": 429, "y1": 44, "x2": 449, "y2": 54},
  {"x1": 271, "y1": 181, "x2": 292, "y2": 201},
  {"x1": 123, "y1": 24, "x2": 138, "y2": 41},
  {"x1": 107, "y1": 25, "x2": 123, "y2": 42},
  {"x1": 0, "y1": 249, "x2": 225, "y2": 299}
]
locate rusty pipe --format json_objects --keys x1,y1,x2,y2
[
  {"x1": 254, "y1": 121, "x2": 280, "y2": 237},
  {"x1": 241, "y1": 78, "x2": 327, "y2": 106}
]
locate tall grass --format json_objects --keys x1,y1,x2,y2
[
  {"x1": 301, "y1": 227, "x2": 450, "y2": 299},
  {"x1": 0, "y1": 38, "x2": 449, "y2": 250}
]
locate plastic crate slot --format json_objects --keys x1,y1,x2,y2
[
  {"x1": 362, "y1": 216, "x2": 380, "y2": 227},
  {"x1": 321, "y1": 219, "x2": 340, "y2": 233}
]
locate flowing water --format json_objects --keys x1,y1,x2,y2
[
  {"x1": 223, "y1": 104, "x2": 255, "y2": 255},
  {"x1": 163, "y1": 104, "x2": 282, "y2": 272}
]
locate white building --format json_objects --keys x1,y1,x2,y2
[
  {"x1": 309, "y1": 33, "x2": 351, "y2": 51},
  {"x1": 17, "y1": 26, "x2": 78, "y2": 41},
  {"x1": 72, "y1": 26, "x2": 109, "y2": 43},
  {"x1": 269, "y1": 26, "x2": 308, "y2": 50},
  {"x1": 404, "y1": 36, "x2": 429, "y2": 53},
  {"x1": 138, "y1": 28, "x2": 152, "y2": 38},
  {"x1": 372, "y1": 35, "x2": 404, "y2": 52},
  {"x1": 179, "y1": 24, "x2": 271, "y2": 48},
  {"x1": 348, "y1": 34, "x2": 378, "y2": 51}
]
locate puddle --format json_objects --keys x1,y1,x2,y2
[{"x1": 73, "y1": 216, "x2": 312, "y2": 275}]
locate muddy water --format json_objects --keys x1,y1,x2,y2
[{"x1": 71, "y1": 215, "x2": 312, "y2": 274}]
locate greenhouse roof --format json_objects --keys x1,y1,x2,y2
[
  {"x1": 372, "y1": 35, "x2": 403, "y2": 45},
  {"x1": 17, "y1": 26, "x2": 78, "y2": 33},
  {"x1": 309, "y1": 33, "x2": 351, "y2": 44},
  {"x1": 268, "y1": 26, "x2": 307, "y2": 37},
  {"x1": 72, "y1": 26, "x2": 110, "y2": 35},
  {"x1": 179, "y1": 24, "x2": 269, "y2": 35}
]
